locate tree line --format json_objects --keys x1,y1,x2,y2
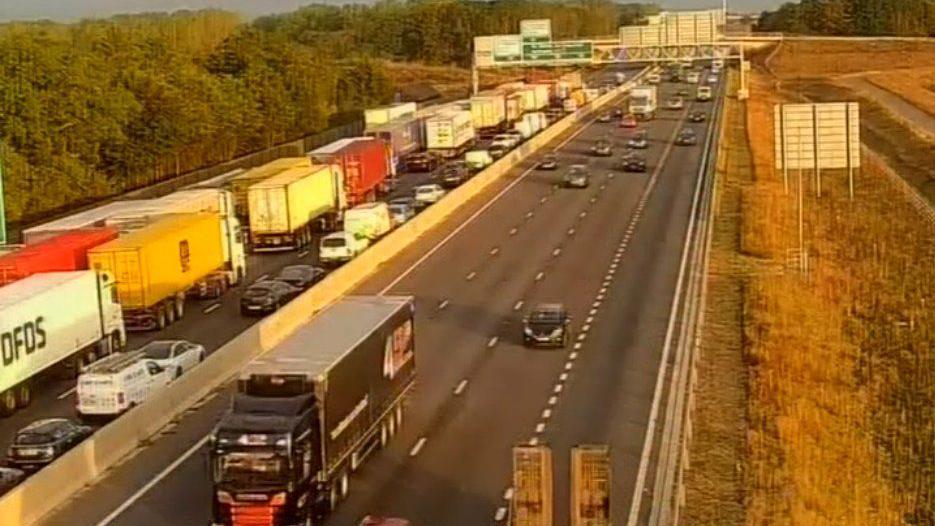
[
  {"x1": 1, "y1": 2, "x2": 654, "y2": 231},
  {"x1": 756, "y1": 0, "x2": 934, "y2": 36}
]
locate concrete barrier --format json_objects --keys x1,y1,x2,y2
[{"x1": 0, "y1": 66, "x2": 653, "y2": 526}]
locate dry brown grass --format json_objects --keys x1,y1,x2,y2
[
  {"x1": 767, "y1": 40, "x2": 935, "y2": 79},
  {"x1": 740, "y1": 69, "x2": 934, "y2": 525},
  {"x1": 865, "y1": 67, "x2": 935, "y2": 118}
]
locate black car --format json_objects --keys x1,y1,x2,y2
[
  {"x1": 0, "y1": 467, "x2": 24, "y2": 496},
  {"x1": 677, "y1": 88, "x2": 691, "y2": 97},
  {"x1": 621, "y1": 154, "x2": 647, "y2": 172},
  {"x1": 538, "y1": 154, "x2": 559, "y2": 170},
  {"x1": 523, "y1": 303, "x2": 572, "y2": 347},
  {"x1": 590, "y1": 140, "x2": 613, "y2": 157},
  {"x1": 627, "y1": 130, "x2": 649, "y2": 149},
  {"x1": 440, "y1": 162, "x2": 471, "y2": 188},
  {"x1": 612, "y1": 107, "x2": 625, "y2": 118},
  {"x1": 596, "y1": 113, "x2": 612, "y2": 123},
  {"x1": 6, "y1": 418, "x2": 92, "y2": 471},
  {"x1": 689, "y1": 110, "x2": 707, "y2": 123},
  {"x1": 563, "y1": 165, "x2": 590, "y2": 188},
  {"x1": 404, "y1": 152, "x2": 438, "y2": 172},
  {"x1": 240, "y1": 280, "x2": 302, "y2": 315},
  {"x1": 675, "y1": 128, "x2": 698, "y2": 146},
  {"x1": 275, "y1": 265, "x2": 326, "y2": 290},
  {"x1": 489, "y1": 145, "x2": 509, "y2": 159}
]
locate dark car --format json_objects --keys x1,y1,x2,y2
[
  {"x1": 590, "y1": 139, "x2": 612, "y2": 157},
  {"x1": 440, "y1": 162, "x2": 471, "y2": 188},
  {"x1": 6, "y1": 419, "x2": 92, "y2": 471},
  {"x1": 596, "y1": 112, "x2": 612, "y2": 123},
  {"x1": 489, "y1": 144, "x2": 509, "y2": 159},
  {"x1": 538, "y1": 153, "x2": 559, "y2": 170},
  {"x1": 689, "y1": 110, "x2": 707, "y2": 123},
  {"x1": 240, "y1": 280, "x2": 302, "y2": 315},
  {"x1": 0, "y1": 467, "x2": 25, "y2": 497},
  {"x1": 677, "y1": 88, "x2": 691, "y2": 97},
  {"x1": 275, "y1": 265, "x2": 326, "y2": 290},
  {"x1": 563, "y1": 165, "x2": 590, "y2": 188},
  {"x1": 523, "y1": 303, "x2": 572, "y2": 347},
  {"x1": 627, "y1": 130, "x2": 649, "y2": 149},
  {"x1": 612, "y1": 107, "x2": 625, "y2": 118},
  {"x1": 675, "y1": 128, "x2": 698, "y2": 146},
  {"x1": 621, "y1": 153, "x2": 647, "y2": 172},
  {"x1": 404, "y1": 152, "x2": 438, "y2": 173}
]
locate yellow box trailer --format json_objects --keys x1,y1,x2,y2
[
  {"x1": 230, "y1": 157, "x2": 311, "y2": 219},
  {"x1": 248, "y1": 164, "x2": 342, "y2": 251},
  {"x1": 88, "y1": 213, "x2": 225, "y2": 331}
]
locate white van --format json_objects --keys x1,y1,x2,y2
[
  {"x1": 696, "y1": 86, "x2": 713, "y2": 101},
  {"x1": 685, "y1": 72, "x2": 700, "y2": 84},
  {"x1": 465, "y1": 150, "x2": 494, "y2": 171},
  {"x1": 319, "y1": 231, "x2": 370, "y2": 265},
  {"x1": 344, "y1": 202, "x2": 392, "y2": 241},
  {"x1": 76, "y1": 351, "x2": 172, "y2": 420}
]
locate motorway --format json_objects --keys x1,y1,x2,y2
[{"x1": 32, "y1": 69, "x2": 719, "y2": 526}]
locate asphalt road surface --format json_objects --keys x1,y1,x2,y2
[{"x1": 33, "y1": 72, "x2": 720, "y2": 526}]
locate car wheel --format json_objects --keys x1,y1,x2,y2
[
  {"x1": 174, "y1": 367, "x2": 182, "y2": 380},
  {"x1": 15, "y1": 382, "x2": 31, "y2": 409},
  {"x1": 199, "y1": 352, "x2": 206, "y2": 363},
  {"x1": 0, "y1": 389, "x2": 16, "y2": 417}
]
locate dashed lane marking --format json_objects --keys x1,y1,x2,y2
[
  {"x1": 410, "y1": 438, "x2": 427, "y2": 457},
  {"x1": 514, "y1": 301, "x2": 524, "y2": 311},
  {"x1": 487, "y1": 336, "x2": 499, "y2": 348},
  {"x1": 466, "y1": 271, "x2": 477, "y2": 281},
  {"x1": 203, "y1": 303, "x2": 221, "y2": 314},
  {"x1": 495, "y1": 507, "x2": 507, "y2": 522},
  {"x1": 454, "y1": 379, "x2": 468, "y2": 395},
  {"x1": 438, "y1": 299, "x2": 449, "y2": 310}
]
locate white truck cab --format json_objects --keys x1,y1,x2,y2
[
  {"x1": 319, "y1": 231, "x2": 370, "y2": 265},
  {"x1": 76, "y1": 350, "x2": 172, "y2": 420}
]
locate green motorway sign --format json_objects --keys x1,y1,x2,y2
[{"x1": 522, "y1": 41, "x2": 593, "y2": 62}]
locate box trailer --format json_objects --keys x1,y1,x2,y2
[
  {"x1": 364, "y1": 102, "x2": 416, "y2": 127},
  {"x1": 309, "y1": 138, "x2": 391, "y2": 207},
  {"x1": 0, "y1": 228, "x2": 118, "y2": 286},
  {"x1": 22, "y1": 201, "x2": 147, "y2": 245},
  {"x1": 629, "y1": 85, "x2": 658, "y2": 120},
  {"x1": 248, "y1": 164, "x2": 345, "y2": 251},
  {"x1": 88, "y1": 213, "x2": 225, "y2": 331},
  {"x1": 230, "y1": 158, "x2": 312, "y2": 219},
  {"x1": 365, "y1": 116, "x2": 424, "y2": 172},
  {"x1": 210, "y1": 296, "x2": 415, "y2": 525},
  {"x1": 528, "y1": 84, "x2": 550, "y2": 110},
  {"x1": 560, "y1": 71, "x2": 583, "y2": 90},
  {"x1": 470, "y1": 94, "x2": 506, "y2": 130},
  {"x1": 425, "y1": 110, "x2": 475, "y2": 158},
  {"x1": 0, "y1": 271, "x2": 125, "y2": 416},
  {"x1": 505, "y1": 93, "x2": 524, "y2": 122}
]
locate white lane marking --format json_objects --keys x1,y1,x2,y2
[
  {"x1": 93, "y1": 435, "x2": 211, "y2": 526},
  {"x1": 487, "y1": 336, "x2": 499, "y2": 348},
  {"x1": 590, "y1": 197, "x2": 597, "y2": 203},
  {"x1": 542, "y1": 409, "x2": 552, "y2": 419},
  {"x1": 570, "y1": 351, "x2": 579, "y2": 358},
  {"x1": 596, "y1": 294, "x2": 605, "y2": 301},
  {"x1": 568, "y1": 228, "x2": 576, "y2": 235},
  {"x1": 560, "y1": 371, "x2": 570, "y2": 380},
  {"x1": 514, "y1": 300, "x2": 524, "y2": 311},
  {"x1": 579, "y1": 211, "x2": 587, "y2": 218},
  {"x1": 552, "y1": 248, "x2": 562, "y2": 257},
  {"x1": 599, "y1": 287, "x2": 607, "y2": 294},
  {"x1": 504, "y1": 488, "x2": 514, "y2": 500},
  {"x1": 297, "y1": 250, "x2": 309, "y2": 259},
  {"x1": 525, "y1": 211, "x2": 534, "y2": 219},
  {"x1": 57, "y1": 387, "x2": 77, "y2": 400},
  {"x1": 535, "y1": 423, "x2": 546, "y2": 433},
  {"x1": 582, "y1": 324, "x2": 591, "y2": 332},
  {"x1": 554, "y1": 384, "x2": 564, "y2": 393},
  {"x1": 586, "y1": 316, "x2": 594, "y2": 324},
  {"x1": 255, "y1": 274, "x2": 269, "y2": 282},
  {"x1": 589, "y1": 308, "x2": 598, "y2": 316},
  {"x1": 577, "y1": 333, "x2": 587, "y2": 341},
  {"x1": 529, "y1": 437, "x2": 539, "y2": 446},
  {"x1": 377, "y1": 116, "x2": 595, "y2": 295},
  {"x1": 490, "y1": 247, "x2": 500, "y2": 256},
  {"x1": 202, "y1": 303, "x2": 221, "y2": 314},
  {"x1": 535, "y1": 271, "x2": 545, "y2": 281},
  {"x1": 438, "y1": 299, "x2": 449, "y2": 310},
  {"x1": 540, "y1": 196, "x2": 548, "y2": 204},
  {"x1": 565, "y1": 362, "x2": 573, "y2": 371},
  {"x1": 454, "y1": 379, "x2": 468, "y2": 395},
  {"x1": 410, "y1": 437, "x2": 428, "y2": 457},
  {"x1": 466, "y1": 271, "x2": 477, "y2": 281},
  {"x1": 611, "y1": 263, "x2": 619, "y2": 269},
  {"x1": 495, "y1": 507, "x2": 508, "y2": 521},
  {"x1": 592, "y1": 300, "x2": 602, "y2": 308},
  {"x1": 510, "y1": 227, "x2": 518, "y2": 236},
  {"x1": 548, "y1": 396, "x2": 558, "y2": 406}
]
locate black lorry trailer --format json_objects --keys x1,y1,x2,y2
[{"x1": 210, "y1": 295, "x2": 416, "y2": 526}]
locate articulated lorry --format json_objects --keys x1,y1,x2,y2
[
  {"x1": 248, "y1": 164, "x2": 346, "y2": 251},
  {"x1": 424, "y1": 110, "x2": 475, "y2": 159},
  {"x1": 0, "y1": 228, "x2": 117, "y2": 285},
  {"x1": 0, "y1": 271, "x2": 125, "y2": 416},
  {"x1": 210, "y1": 296, "x2": 415, "y2": 526},
  {"x1": 88, "y1": 213, "x2": 227, "y2": 331},
  {"x1": 629, "y1": 85, "x2": 658, "y2": 120},
  {"x1": 308, "y1": 138, "x2": 391, "y2": 207},
  {"x1": 231, "y1": 158, "x2": 313, "y2": 220}
]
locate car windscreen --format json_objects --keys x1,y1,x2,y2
[
  {"x1": 14, "y1": 428, "x2": 59, "y2": 445},
  {"x1": 322, "y1": 237, "x2": 346, "y2": 248},
  {"x1": 278, "y1": 268, "x2": 307, "y2": 281},
  {"x1": 244, "y1": 283, "x2": 274, "y2": 297},
  {"x1": 142, "y1": 342, "x2": 175, "y2": 360}
]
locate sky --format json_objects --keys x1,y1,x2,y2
[{"x1": 0, "y1": 0, "x2": 784, "y2": 23}]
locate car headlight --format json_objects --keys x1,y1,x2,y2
[{"x1": 39, "y1": 446, "x2": 55, "y2": 458}]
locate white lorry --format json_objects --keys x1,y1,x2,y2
[
  {"x1": 628, "y1": 85, "x2": 658, "y2": 120},
  {"x1": 76, "y1": 349, "x2": 172, "y2": 420},
  {"x1": 0, "y1": 271, "x2": 126, "y2": 416}
]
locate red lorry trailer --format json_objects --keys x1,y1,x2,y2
[
  {"x1": 0, "y1": 228, "x2": 118, "y2": 286},
  {"x1": 210, "y1": 296, "x2": 415, "y2": 526},
  {"x1": 308, "y1": 138, "x2": 390, "y2": 207}
]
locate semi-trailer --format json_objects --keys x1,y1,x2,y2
[
  {"x1": 470, "y1": 93, "x2": 507, "y2": 132},
  {"x1": 629, "y1": 85, "x2": 658, "y2": 120},
  {"x1": 88, "y1": 213, "x2": 227, "y2": 331},
  {"x1": 21, "y1": 201, "x2": 146, "y2": 245},
  {"x1": 209, "y1": 295, "x2": 415, "y2": 526},
  {"x1": 0, "y1": 271, "x2": 126, "y2": 416},
  {"x1": 231, "y1": 158, "x2": 312, "y2": 219},
  {"x1": 424, "y1": 110, "x2": 475, "y2": 159},
  {"x1": 0, "y1": 228, "x2": 117, "y2": 286},
  {"x1": 363, "y1": 102, "x2": 416, "y2": 127},
  {"x1": 308, "y1": 138, "x2": 391, "y2": 207},
  {"x1": 364, "y1": 116, "x2": 423, "y2": 173},
  {"x1": 248, "y1": 164, "x2": 346, "y2": 251}
]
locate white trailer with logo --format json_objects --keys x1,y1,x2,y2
[
  {"x1": 0, "y1": 271, "x2": 126, "y2": 416},
  {"x1": 425, "y1": 110, "x2": 475, "y2": 159}
]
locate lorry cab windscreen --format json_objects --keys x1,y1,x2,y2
[{"x1": 216, "y1": 450, "x2": 288, "y2": 484}]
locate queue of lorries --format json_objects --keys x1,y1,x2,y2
[{"x1": 0, "y1": 67, "x2": 630, "y2": 500}]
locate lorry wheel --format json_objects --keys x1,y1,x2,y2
[
  {"x1": 388, "y1": 412, "x2": 396, "y2": 437},
  {"x1": 380, "y1": 422, "x2": 388, "y2": 448},
  {"x1": 339, "y1": 471, "x2": 350, "y2": 499},
  {"x1": 157, "y1": 308, "x2": 168, "y2": 330},
  {"x1": 165, "y1": 302, "x2": 176, "y2": 324},
  {"x1": 236, "y1": 267, "x2": 245, "y2": 285},
  {"x1": 16, "y1": 383, "x2": 31, "y2": 409},
  {"x1": 174, "y1": 297, "x2": 185, "y2": 320},
  {"x1": 0, "y1": 390, "x2": 16, "y2": 417},
  {"x1": 329, "y1": 485, "x2": 339, "y2": 511},
  {"x1": 395, "y1": 405, "x2": 403, "y2": 430},
  {"x1": 174, "y1": 367, "x2": 183, "y2": 380}
]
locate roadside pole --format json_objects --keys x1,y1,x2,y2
[{"x1": 0, "y1": 142, "x2": 7, "y2": 245}]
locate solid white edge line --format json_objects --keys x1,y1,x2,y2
[
  {"x1": 454, "y1": 379, "x2": 468, "y2": 395},
  {"x1": 202, "y1": 303, "x2": 221, "y2": 314},
  {"x1": 94, "y1": 435, "x2": 210, "y2": 526},
  {"x1": 56, "y1": 386, "x2": 77, "y2": 400}
]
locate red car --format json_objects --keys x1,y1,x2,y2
[{"x1": 619, "y1": 114, "x2": 638, "y2": 128}]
